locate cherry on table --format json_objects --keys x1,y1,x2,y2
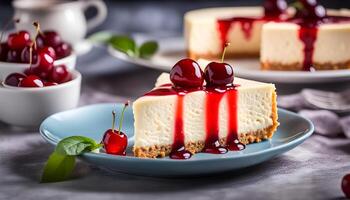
[
  {"x1": 342, "y1": 174, "x2": 350, "y2": 198},
  {"x1": 18, "y1": 75, "x2": 44, "y2": 88},
  {"x1": 50, "y1": 65, "x2": 71, "y2": 83},
  {"x1": 4, "y1": 73, "x2": 27, "y2": 87},
  {"x1": 54, "y1": 42, "x2": 72, "y2": 59},
  {"x1": 170, "y1": 58, "x2": 204, "y2": 88},
  {"x1": 7, "y1": 31, "x2": 32, "y2": 50},
  {"x1": 102, "y1": 102, "x2": 129, "y2": 156}
]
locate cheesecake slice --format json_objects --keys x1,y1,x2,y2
[{"x1": 133, "y1": 73, "x2": 278, "y2": 158}]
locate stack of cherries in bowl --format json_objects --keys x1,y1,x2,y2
[{"x1": 0, "y1": 22, "x2": 81, "y2": 127}]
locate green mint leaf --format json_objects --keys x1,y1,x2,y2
[
  {"x1": 109, "y1": 35, "x2": 137, "y2": 57},
  {"x1": 139, "y1": 41, "x2": 158, "y2": 59},
  {"x1": 87, "y1": 31, "x2": 113, "y2": 44},
  {"x1": 55, "y1": 136, "x2": 100, "y2": 156},
  {"x1": 41, "y1": 152, "x2": 75, "y2": 183}
]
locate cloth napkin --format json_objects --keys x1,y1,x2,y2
[{"x1": 278, "y1": 89, "x2": 350, "y2": 138}]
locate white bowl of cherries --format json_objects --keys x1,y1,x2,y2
[
  {"x1": 0, "y1": 22, "x2": 81, "y2": 127},
  {"x1": 0, "y1": 23, "x2": 76, "y2": 80}
]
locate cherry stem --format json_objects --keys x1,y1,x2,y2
[
  {"x1": 32, "y1": 21, "x2": 41, "y2": 50},
  {"x1": 221, "y1": 43, "x2": 230, "y2": 63},
  {"x1": 29, "y1": 43, "x2": 33, "y2": 68},
  {"x1": 111, "y1": 111, "x2": 116, "y2": 132},
  {"x1": 118, "y1": 101, "x2": 129, "y2": 134}
]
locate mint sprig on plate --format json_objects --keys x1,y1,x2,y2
[
  {"x1": 41, "y1": 136, "x2": 102, "y2": 183},
  {"x1": 88, "y1": 31, "x2": 158, "y2": 59}
]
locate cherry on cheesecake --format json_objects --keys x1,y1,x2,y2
[
  {"x1": 102, "y1": 102, "x2": 129, "y2": 156},
  {"x1": 170, "y1": 58, "x2": 204, "y2": 88},
  {"x1": 263, "y1": 0, "x2": 287, "y2": 18},
  {"x1": 204, "y1": 43, "x2": 234, "y2": 86},
  {"x1": 295, "y1": 0, "x2": 326, "y2": 19}
]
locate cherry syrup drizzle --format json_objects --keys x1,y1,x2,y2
[{"x1": 145, "y1": 84, "x2": 245, "y2": 159}]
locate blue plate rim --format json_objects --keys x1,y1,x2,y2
[{"x1": 39, "y1": 103, "x2": 314, "y2": 163}]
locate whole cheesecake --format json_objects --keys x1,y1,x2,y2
[
  {"x1": 185, "y1": 0, "x2": 350, "y2": 71},
  {"x1": 133, "y1": 59, "x2": 278, "y2": 159}
]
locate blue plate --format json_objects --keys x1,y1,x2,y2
[{"x1": 40, "y1": 103, "x2": 314, "y2": 177}]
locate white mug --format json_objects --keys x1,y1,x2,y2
[{"x1": 12, "y1": 0, "x2": 107, "y2": 46}]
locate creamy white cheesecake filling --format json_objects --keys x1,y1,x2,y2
[
  {"x1": 261, "y1": 21, "x2": 350, "y2": 65},
  {"x1": 185, "y1": 7, "x2": 264, "y2": 57},
  {"x1": 133, "y1": 73, "x2": 276, "y2": 148}
]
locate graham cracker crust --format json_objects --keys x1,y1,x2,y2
[
  {"x1": 187, "y1": 50, "x2": 259, "y2": 61},
  {"x1": 261, "y1": 60, "x2": 350, "y2": 71}
]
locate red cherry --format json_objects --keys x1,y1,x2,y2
[
  {"x1": 264, "y1": 0, "x2": 287, "y2": 18},
  {"x1": 102, "y1": 130, "x2": 128, "y2": 155},
  {"x1": 4, "y1": 73, "x2": 27, "y2": 86},
  {"x1": 204, "y1": 62, "x2": 234, "y2": 86},
  {"x1": 18, "y1": 75, "x2": 44, "y2": 87},
  {"x1": 102, "y1": 103, "x2": 129, "y2": 155},
  {"x1": 50, "y1": 65, "x2": 71, "y2": 83},
  {"x1": 0, "y1": 43, "x2": 9, "y2": 61},
  {"x1": 54, "y1": 42, "x2": 72, "y2": 59},
  {"x1": 7, "y1": 31, "x2": 32, "y2": 50},
  {"x1": 33, "y1": 49, "x2": 54, "y2": 73},
  {"x1": 42, "y1": 31, "x2": 62, "y2": 47},
  {"x1": 35, "y1": 34, "x2": 45, "y2": 49},
  {"x1": 295, "y1": 0, "x2": 326, "y2": 19},
  {"x1": 342, "y1": 174, "x2": 350, "y2": 198},
  {"x1": 44, "y1": 81, "x2": 58, "y2": 87},
  {"x1": 6, "y1": 49, "x2": 22, "y2": 63},
  {"x1": 20, "y1": 46, "x2": 38, "y2": 64},
  {"x1": 170, "y1": 58, "x2": 204, "y2": 88},
  {"x1": 40, "y1": 46, "x2": 56, "y2": 60}
]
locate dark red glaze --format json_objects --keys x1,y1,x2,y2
[
  {"x1": 7, "y1": 31, "x2": 31, "y2": 50},
  {"x1": 18, "y1": 75, "x2": 44, "y2": 88},
  {"x1": 203, "y1": 88, "x2": 228, "y2": 154},
  {"x1": 4, "y1": 73, "x2": 26, "y2": 86},
  {"x1": 226, "y1": 89, "x2": 245, "y2": 151},
  {"x1": 170, "y1": 58, "x2": 204, "y2": 88},
  {"x1": 54, "y1": 42, "x2": 72, "y2": 59},
  {"x1": 342, "y1": 174, "x2": 350, "y2": 198},
  {"x1": 217, "y1": 0, "x2": 287, "y2": 49},
  {"x1": 102, "y1": 130, "x2": 128, "y2": 156},
  {"x1": 50, "y1": 65, "x2": 71, "y2": 83},
  {"x1": 145, "y1": 82, "x2": 242, "y2": 159},
  {"x1": 0, "y1": 43, "x2": 9, "y2": 61},
  {"x1": 204, "y1": 62, "x2": 234, "y2": 86},
  {"x1": 169, "y1": 94, "x2": 193, "y2": 159}
]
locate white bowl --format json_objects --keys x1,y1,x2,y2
[
  {"x1": 0, "y1": 70, "x2": 81, "y2": 127},
  {"x1": 0, "y1": 52, "x2": 77, "y2": 81}
]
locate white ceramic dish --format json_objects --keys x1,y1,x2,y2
[
  {"x1": 0, "y1": 53, "x2": 77, "y2": 81},
  {"x1": 108, "y1": 37, "x2": 350, "y2": 84},
  {"x1": 0, "y1": 70, "x2": 81, "y2": 127}
]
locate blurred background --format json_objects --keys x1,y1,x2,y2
[{"x1": 1, "y1": 0, "x2": 350, "y2": 35}]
